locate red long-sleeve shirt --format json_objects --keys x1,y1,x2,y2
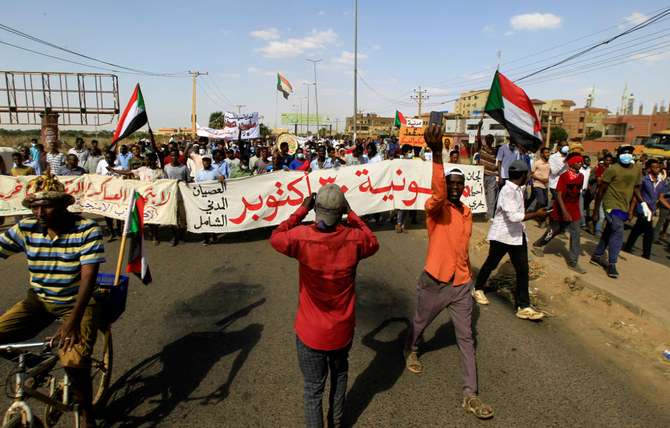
[
  {"x1": 270, "y1": 206, "x2": 379, "y2": 350},
  {"x1": 424, "y1": 161, "x2": 473, "y2": 285}
]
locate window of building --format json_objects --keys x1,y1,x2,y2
[
  {"x1": 579, "y1": 117, "x2": 584, "y2": 122},
  {"x1": 578, "y1": 128, "x2": 583, "y2": 133},
  {"x1": 466, "y1": 124, "x2": 479, "y2": 130}
]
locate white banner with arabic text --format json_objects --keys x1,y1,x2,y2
[
  {"x1": 179, "y1": 160, "x2": 485, "y2": 233},
  {"x1": 0, "y1": 175, "x2": 178, "y2": 225},
  {"x1": 195, "y1": 112, "x2": 260, "y2": 140}
]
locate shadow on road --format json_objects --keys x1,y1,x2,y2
[
  {"x1": 344, "y1": 317, "x2": 409, "y2": 427},
  {"x1": 100, "y1": 299, "x2": 265, "y2": 427}
]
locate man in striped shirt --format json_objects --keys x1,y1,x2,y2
[{"x1": 0, "y1": 173, "x2": 105, "y2": 428}]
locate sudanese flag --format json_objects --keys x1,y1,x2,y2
[
  {"x1": 111, "y1": 84, "x2": 148, "y2": 152},
  {"x1": 124, "y1": 191, "x2": 152, "y2": 285},
  {"x1": 483, "y1": 71, "x2": 542, "y2": 153}
]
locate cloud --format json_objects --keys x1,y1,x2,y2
[
  {"x1": 247, "y1": 67, "x2": 261, "y2": 73},
  {"x1": 631, "y1": 51, "x2": 670, "y2": 65},
  {"x1": 505, "y1": 31, "x2": 515, "y2": 36},
  {"x1": 331, "y1": 51, "x2": 368, "y2": 64},
  {"x1": 483, "y1": 25, "x2": 495, "y2": 34},
  {"x1": 249, "y1": 28, "x2": 280, "y2": 40},
  {"x1": 221, "y1": 73, "x2": 240, "y2": 78},
  {"x1": 626, "y1": 12, "x2": 646, "y2": 25},
  {"x1": 371, "y1": 44, "x2": 381, "y2": 50},
  {"x1": 318, "y1": 11, "x2": 325, "y2": 15},
  {"x1": 510, "y1": 13, "x2": 562, "y2": 30},
  {"x1": 221, "y1": 29, "x2": 230, "y2": 36},
  {"x1": 256, "y1": 29, "x2": 339, "y2": 58}
]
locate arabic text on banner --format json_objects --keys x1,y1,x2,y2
[
  {"x1": 196, "y1": 112, "x2": 260, "y2": 140},
  {"x1": 179, "y1": 160, "x2": 486, "y2": 233},
  {"x1": 0, "y1": 175, "x2": 178, "y2": 225}
]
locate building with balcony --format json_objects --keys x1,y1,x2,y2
[
  {"x1": 562, "y1": 107, "x2": 609, "y2": 142},
  {"x1": 454, "y1": 90, "x2": 490, "y2": 117}
]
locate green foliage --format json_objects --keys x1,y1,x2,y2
[
  {"x1": 259, "y1": 123, "x2": 271, "y2": 137},
  {"x1": 209, "y1": 111, "x2": 225, "y2": 129},
  {"x1": 550, "y1": 126, "x2": 568, "y2": 143},
  {"x1": 583, "y1": 130, "x2": 602, "y2": 140}
]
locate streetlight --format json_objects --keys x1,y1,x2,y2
[
  {"x1": 307, "y1": 58, "x2": 323, "y2": 138},
  {"x1": 303, "y1": 82, "x2": 315, "y2": 136},
  {"x1": 297, "y1": 96, "x2": 306, "y2": 135}
]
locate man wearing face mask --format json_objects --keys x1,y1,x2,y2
[
  {"x1": 549, "y1": 140, "x2": 569, "y2": 203},
  {"x1": 230, "y1": 156, "x2": 253, "y2": 178},
  {"x1": 290, "y1": 148, "x2": 310, "y2": 171},
  {"x1": 184, "y1": 140, "x2": 207, "y2": 176},
  {"x1": 590, "y1": 145, "x2": 644, "y2": 278}
]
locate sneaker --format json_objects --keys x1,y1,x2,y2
[
  {"x1": 472, "y1": 290, "x2": 490, "y2": 305},
  {"x1": 531, "y1": 244, "x2": 544, "y2": 258},
  {"x1": 589, "y1": 255, "x2": 607, "y2": 269},
  {"x1": 607, "y1": 264, "x2": 619, "y2": 278},
  {"x1": 568, "y1": 264, "x2": 587, "y2": 274},
  {"x1": 169, "y1": 240, "x2": 177, "y2": 247},
  {"x1": 516, "y1": 307, "x2": 544, "y2": 320},
  {"x1": 202, "y1": 240, "x2": 210, "y2": 246}
]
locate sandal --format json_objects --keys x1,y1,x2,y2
[
  {"x1": 403, "y1": 350, "x2": 422, "y2": 373},
  {"x1": 462, "y1": 395, "x2": 494, "y2": 419}
]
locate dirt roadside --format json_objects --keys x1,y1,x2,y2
[{"x1": 468, "y1": 222, "x2": 670, "y2": 400}]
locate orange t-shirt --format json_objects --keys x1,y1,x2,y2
[{"x1": 424, "y1": 161, "x2": 473, "y2": 285}]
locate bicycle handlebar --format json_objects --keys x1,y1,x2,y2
[{"x1": 0, "y1": 337, "x2": 60, "y2": 352}]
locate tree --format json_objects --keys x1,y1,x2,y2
[
  {"x1": 584, "y1": 130, "x2": 602, "y2": 140},
  {"x1": 209, "y1": 111, "x2": 225, "y2": 129},
  {"x1": 259, "y1": 123, "x2": 271, "y2": 137},
  {"x1": 550, "y1": 126, "x2": 568, "y2": 143}
]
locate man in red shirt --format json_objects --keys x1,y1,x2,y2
[
  {"x1": 403, "y1": 124, "x2": 493, "y2": 420},
  {"x1": 270, "y1": 184, "x2": 379, "y2": 428},
  {"x1": 532, "y1": 152, "x2": 587, "y2": 273}
]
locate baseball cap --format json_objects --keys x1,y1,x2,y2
[
  {"x1": 444, "y1": 167, "x2": 464, "y2": 177},
  {"x1": 617, "y1": 144, "x2": 634, "y2": 155},
  {"x1": 509, "y1": 160, "x2": 529, "y2": 173},
  {"x1": 314, "y1": 184, "x2": 345, "y2": 227}
]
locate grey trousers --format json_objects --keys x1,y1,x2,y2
[
  {"x1": 405, "y1": 271, "x2": 477, "y2": 397},
  {"x1": 484, "y1": 175, "x2": 498, "y2": 219},
  {"x1": 296, "y1": 335, "x2": 351, "y2": 428},
  {"x1": 534, "y1": 219, "x2": 582, "y2": 266},
  {"x1": 654, "y1": 206, "x2": 669, "y2": 241}
]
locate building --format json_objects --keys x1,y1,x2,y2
[
  {"x1": 454, "y1": 90, "x2": 490, "y2": 117},
  {"x1": 531, "y1": 99, "x2": 576, "y2": 141},
  {"x1": 445, "y1": 114, "x2": 509, "y2": 146},
  {"x1": 562, "y1": 107, "x2": 609, "y2": 142},
  {"x1": 601, "y1": 113, "x2": 670, "y2": 146},
  {"x1": 345, "y1": 113, "x2": 395, "y2": 138}
]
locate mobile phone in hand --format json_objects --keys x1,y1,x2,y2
[{"x1": 429, "y1": 111, "x2": 443, "y2": 129}]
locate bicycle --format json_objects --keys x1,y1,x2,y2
[
  {"x1": 0, "y1": 327, "x2": 112, "y2": 428},
  {"x1": 0, "y1": 273, "x2": 126, "y2": 428}
]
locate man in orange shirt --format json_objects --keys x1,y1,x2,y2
[{"x1": 404, "y1": 124, "x2": 493, "y2": 420}]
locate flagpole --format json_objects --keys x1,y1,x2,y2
[{"x1": 114, "y1": 190, "x2": 137, "y2": 286}]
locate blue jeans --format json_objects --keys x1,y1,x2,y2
[
  {"x1": 593, "y1": 211, "x2": 625, "y2": 265},
  {"x1": 595, "y1": 205, "x2": 605, "y2": 235},
  {"x1": 296, "y1": 336, "x2": 351, "y2": 428}
]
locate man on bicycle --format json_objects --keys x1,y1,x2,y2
[{"x1": 0, "y1": 172, "x2": 105, "y2": 428}]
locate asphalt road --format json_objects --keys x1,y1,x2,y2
[{"x1": 1, "y1": 217, "x2": 669, "y2": 427}]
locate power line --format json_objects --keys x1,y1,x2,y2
[{"x1": 0, "y1": 23, "x2": 190, "y2": 77}]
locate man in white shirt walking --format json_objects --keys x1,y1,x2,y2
[{"x1": 472, "y1": 160, "x2": 549, "y2": 320}]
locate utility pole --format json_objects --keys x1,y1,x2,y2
[
  {"x1": 190, "y1": 71, "x2": 208, "y2": 139},
  {"x1": 235, "y1": 105, "x2": 246, "y2": 115},
  {"x1": 353, "y1": 0, "x2": 358, "y2": 141},
  {"x1": 307, "y1": 58, "x2": 322, "y2": 138},
  {"x1": 335, "y1": 118, "x2": 340, "y2": 134},
  {"x1": 411, "y1": 87, "x2": 428, "y2": 117}
]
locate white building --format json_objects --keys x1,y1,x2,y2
[{"x1": 445, "y1": 114, "x2": 509, "y2": 146}]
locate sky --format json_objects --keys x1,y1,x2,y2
[{"x1": 1, "y1": 1, "x2": 669, "y2": 133}]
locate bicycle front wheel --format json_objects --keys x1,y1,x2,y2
[
  {"x1": 91, "y1": 326, "x2": 113, "y2": 411},
  {"x1": 2, "y1": 415, "x2": 45, "y2": 428}
]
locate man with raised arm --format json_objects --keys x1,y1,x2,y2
[
  {"x1": 270, "y1": 184, "x2": 379, "y2": 428},
  {"x1": 403, "y1": 124, "x2": 494, "y2": 420},
  {"x1": 0, "y1": 173, "x2": 105, "y2": 428}
]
